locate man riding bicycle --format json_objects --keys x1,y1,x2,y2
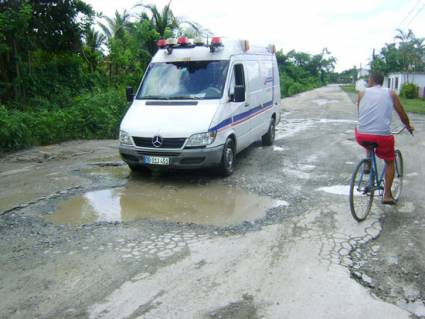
[{"x1": 355, "y1": 71, "x2": 414, "y2": 205}]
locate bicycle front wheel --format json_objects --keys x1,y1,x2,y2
[
  {"x1": 392, "y1": 150, "x2": 404, "y2": 201},
  {"x1": 349, "y1": 159, "x2": 375, "y2": 222}
]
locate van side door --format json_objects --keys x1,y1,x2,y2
[
  {"x1": 245, "y1": 60, "x2": 264, "y2": 139},
  {"x1": 258, "y1": 59, "x2": 275, "y2": 133},
  {"x1": 227, "y1": 61, "x2": 252, "y2": 151}
]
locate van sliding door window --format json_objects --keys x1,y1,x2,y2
[
  {"x1": 234, "y1": 64, "x2": 245, "y2": 87},
  {"x1": 229, "y1": 64, "x2": 245, "y2": 102},
  {"x1": 137, "y1": 60, "x2": 229, "y2": 100}
]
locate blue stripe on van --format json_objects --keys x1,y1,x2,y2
[{"x1": 209, "y1": 100, "x2": 274, "y2": 132}]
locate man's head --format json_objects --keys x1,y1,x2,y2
[{"x1": 368, "y1": 71, "x2": 384, "y2": 87}]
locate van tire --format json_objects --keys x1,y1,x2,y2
[
  {"x1": 262, "y1": 118, "x2": 276, "y2": 146},
  {"x1": 218, "y1": 138, "x2": 235, "y2": 177}
]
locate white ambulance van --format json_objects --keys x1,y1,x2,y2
[{"x1": 119, "y1": 37, "x2": 281, "y2": 176}]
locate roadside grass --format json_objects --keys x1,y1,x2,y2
[
  {"x1": 340, "y1": 84, "x2": 357, "y2": 94},
  {"x1": 400, "y1": 97, "x2": 425, "y2": 114},
  {"x1": 339, "y1": 84, "x2": 425, "y2": 114}
]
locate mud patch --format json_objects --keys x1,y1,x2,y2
[{"x1": 47, "y1": 181, "x2": 288, "y2": 226}]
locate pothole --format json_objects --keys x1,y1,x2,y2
[{"x1": 46, "y1": 180, "x2": 288, "y2": 226}]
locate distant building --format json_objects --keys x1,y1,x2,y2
[{"x1": 384, "y1": 72, "x2": 425, "y2": 98}]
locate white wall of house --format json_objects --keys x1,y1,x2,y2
[{"x1": 384, "y1": 73, "x2": 425, "y2": 97}]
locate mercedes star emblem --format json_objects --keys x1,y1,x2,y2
[{"x1": 152, "y1": 135, "x2": 163, "y2": 148}]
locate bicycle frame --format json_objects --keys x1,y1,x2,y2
[
  {"x1": 356, "y1": 148, "x2": 385, "y2": 197},
  {"x1": 368, "y1": 149, "x2": 386, "y2": 196}
]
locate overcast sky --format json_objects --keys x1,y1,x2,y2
[{"x1": 85, "y1": 0, "x2": 425, "y2": 72}]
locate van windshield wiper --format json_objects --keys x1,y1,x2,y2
[
  {"x1": 168, "y1": 96, "x2": 202, "y2": 100},
  {"x1": 138, "y1": 95, "x2": 168, "y2": 100}
]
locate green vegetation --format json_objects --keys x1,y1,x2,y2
[
  {"x1": 370, "y1": 29, "x2": 425, "y2": 75},
  {"x1": 276, "y1": 49, "x2": 336, "y2": 97},
  {"x1": 0, "y1": 89, "x2": 128, "y2": 151},
  {"x1": 400, "y1": 97, "x2": 425, "y2": 114},
  {"x1": 0, "y1": 1, "x2": 341, "y2": 153},
  {"x1": 340, "y1": 84, "x2": 357, "y2": 94},
  {"x1": 400, "y1": 83, "x2": 419, "y2": 99}
]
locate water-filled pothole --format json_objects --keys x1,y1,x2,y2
[{"x1": 47, "y1": 181, "x2": 288, "y2": 226}]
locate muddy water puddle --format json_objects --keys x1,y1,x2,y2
[{"x1": 47, "y1": 181, "x2": 288, "y2": 226}]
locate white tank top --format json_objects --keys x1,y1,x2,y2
[{"x1": 358, "y1": 86, "x2": 393, "y2": 135}]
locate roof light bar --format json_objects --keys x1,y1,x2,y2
[
  {"x1": 194, "y1": 37, "x2": 205, "y2": 45},
  {"x1": 211, "y1": 37, "x2": 222, "y2": 45},
  {"x1": 210, "y1": 36, "x2": 224, "y2": 53},
  {"x1": 167, "y1": 38, "x2": 177, "y2": 45},
  {"x1": 157, "y1": 39, "x2": 168, "y2": 48},
  {"x1": 177, "y1": 36, "x2": 190, "y2": 45}
]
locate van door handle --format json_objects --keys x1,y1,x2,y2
[{"x1": 245, "y1": 102, "x2": 249, "y2": 107}]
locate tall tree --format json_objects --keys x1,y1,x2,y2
[
  {"x1": 0, "y1": 0, "x2": 94, "y2": 105},
  {"x1": 98, "y1": 9, "x2": 131, "y2": 40},
  {"x1": 82, "y1": 28, "x2": 105, "y2": 73},
  {"x1": 136, "y1": 1, "x2": 178, "y2": 37}
]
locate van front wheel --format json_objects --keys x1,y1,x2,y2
[
  {"x1": 262, "y1": 118, "x2": 275, "y2": 146},
  {"x1": 218, "y1": 138, "x2": 235, "y2": 177}
]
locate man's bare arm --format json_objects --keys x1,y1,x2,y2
[
  {"x1": 356, "y1": 91, "x2": 365, "y2": 112},
  {"x1": 390, "y1": 91, "x2": 414, "y2": 133}
]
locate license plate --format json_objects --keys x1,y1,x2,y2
[{"x1": 142, "y1": 156, "x2": 170, "y2": 165}]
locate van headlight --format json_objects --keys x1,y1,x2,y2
[
  {"x1": 186, "y1": 131, "x2": 217, "y2": 147},
  {"x1": 119, "y1": 130, "x2": 132, "y2": 145}
]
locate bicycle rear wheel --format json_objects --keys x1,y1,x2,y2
[
  {"x1": 349, "y1": 159, "x2": 375, "y2": 222},
  {"x1": 392, "y1": 150, "x2": 404, "y2": 201}
]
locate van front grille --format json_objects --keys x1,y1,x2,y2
[
  {"x1": 136, "y1": 150, "x2": 181, "y2": 157},
  {"x1": 132, "y1": 137, "x2": 186, "y2": 149}
]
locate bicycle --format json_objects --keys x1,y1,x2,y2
[{"x1": 349, "y1": 127, "x2": 408, "y2": 222}]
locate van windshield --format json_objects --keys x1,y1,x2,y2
[{"x1": 137, "y1": 60, "x2": 229, "y2": 100}]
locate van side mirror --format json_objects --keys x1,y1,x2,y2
[
  {"x1": 233, "y1": 85, "x2": 245, "y2": 102},
  {"x1": 126, "y1": 86, "x2": 134, "y2": 102}
]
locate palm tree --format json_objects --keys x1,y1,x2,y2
[
  {"x1": 394, "y1": 28, "x2": 416, "y2": 79},
  {"x1": 394, "y1": 28, "x2": 414, "y2": 43},
  {"x1": 84, "y1": 28, "x2": 106, "y2": 51},
  {"x1": 177, "y1": 20, "x2": 213, "y2": 38},
  {"x1": 135, "y1": 1, "x2": 178, "y2": 37},
  {"x1": 82, "y1": 28, "x2": 106, "y2": 73},
  {"x1": 98, "y1": 10, "x2": 131, "y2": 40},
  {"x1": 98, "y1": 10, "x2": 132, "y2": 81}
]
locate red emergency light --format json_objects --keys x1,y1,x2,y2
[
  {"x1": 210, "y1": 36, "x2": 223, "y2": 52},
  {"x1": 211, "y1": 37, "x2": 222, "y2": 45},
  {"x1": 157, "y1": 39, "x2": 168, "y2": 48},
  {"x1": 177, "y1": 37, "x2": 190, "y2": 45}
]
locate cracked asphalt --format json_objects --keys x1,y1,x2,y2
[{"x1": 0, "y1": 85, "x2": 424, "y2": 318}]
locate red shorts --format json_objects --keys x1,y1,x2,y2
[{"x1": 355, "y1": 129, "x2": 395, "y2": 161}]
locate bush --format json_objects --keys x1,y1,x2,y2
[
  {"x1": 0, "y1": 89, "x2": 128, "y2": 153},
  {"x1": 400, "y1": 83, "x2": 418, "y2": 99}
]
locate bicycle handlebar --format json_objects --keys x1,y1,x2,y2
[{"x1": 391, "y1": 126, "x2": 414, "y2": 136}]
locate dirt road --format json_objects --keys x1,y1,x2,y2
[{"x1": 1, "y1": 85, "x2": 424, "y2": 318}]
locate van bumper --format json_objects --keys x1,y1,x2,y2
[{"x1": 119, "y1": 144, "x2": 224, "y2": 170}]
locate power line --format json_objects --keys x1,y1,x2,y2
[
  {"x1": 398, "y1": 0, "x2": 422, "y2": 28},
  {"x1": 405, "y1": 2, "x2": 425, "y2": 27}
]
